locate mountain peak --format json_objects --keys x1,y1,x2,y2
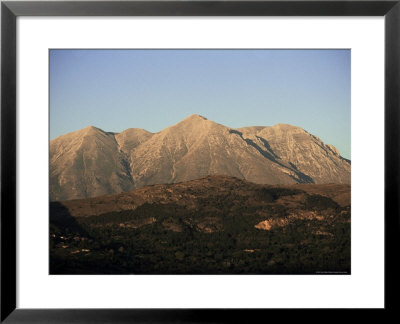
[
  {"x1": 81, "y1": 125, "x2": 105, "y2": 134},
  {"x1": 184, "y1": 114, "x2": 208, "y2": 121},
  {"x1": 272, "y1": 123, "x2": 304, "y2": 131},
  {"x1": 82, "y1": 125, "x2": 100, "y2": 131},
  {"x1": 167, "y1": 114, "x2": 214, "y2": 131}
]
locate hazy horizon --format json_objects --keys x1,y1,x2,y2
[{"x1": 50, "y1": 49, "x2": 350, "y2": 159}]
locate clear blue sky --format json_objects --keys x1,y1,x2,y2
[{"x1": 50, "y1": 49, "x2": 350, "y2": 159}]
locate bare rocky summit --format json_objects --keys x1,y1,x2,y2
[{"x1": 50, "y1": 114, "x2": 350, "y2": 201}]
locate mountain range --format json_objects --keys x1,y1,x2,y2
[{"x1": 50, "y1": 114, "x2": 350, "y2": 201}]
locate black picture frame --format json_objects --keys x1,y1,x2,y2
[{"x1": 1, "y1": 0, "x2": 399, "y2": 322}]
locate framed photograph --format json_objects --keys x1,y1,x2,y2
[
  {"x1": 48, "y1": 47, "x2": 352, "y2": 276},
  {"x1": 1, "y1": 0, "x2": 399, "y2": 321}
]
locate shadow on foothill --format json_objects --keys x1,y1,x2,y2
[{"x1": 50, "y1": 201, "x2": 90, "y2": 237}]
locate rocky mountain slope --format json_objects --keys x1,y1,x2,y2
[{"x1": 50, "y1": 115, "x2": 350, "y2": 201}]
